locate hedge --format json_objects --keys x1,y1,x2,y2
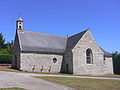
[{"x1": 0, "y1": 54, "x2": 12, "y2": 64}]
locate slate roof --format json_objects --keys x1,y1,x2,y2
[
  {"x1": 66, "y1": 30, "x2": 87, "y2": 51},
  {"x1": 99, "y1": 47, "x2": 112, "y2": 57},
  {"x1": 17, "y1": 30, "x2": 112, "y2": 57},
  {"x1": 17, "y1": 30, "x2": 67, "y2": 53}
]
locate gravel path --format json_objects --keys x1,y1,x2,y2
[
  {"x1": 0, "y1": 71, "x2": 72, "y2": 90},
  {"x1": 0, "y1": 71, "x2": 120, "y2": 90},
  {"x1": 13, "y1": 71, "x2": 120, "y2": 80}
]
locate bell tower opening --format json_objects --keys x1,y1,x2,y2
[{"x1": 16, "y1": 16, "x2": 23, "y2": 30}]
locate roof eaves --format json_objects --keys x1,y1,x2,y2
[{"x1": 99, "y1": 46, "x2": 112, "y2": 57}]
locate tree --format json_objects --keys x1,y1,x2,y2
[
  {"x1": 0, "y1": 33, "x2": 13, "y2": 54},
  {"x1": 112, "y1": 51, "x2": 120, "y2": 74},
  {"x1": 6, "y1": 40, "x2": 14, "y2": 54},
  {"x1": 0, "y1": 33, "x2": 7, "y2": 49}
]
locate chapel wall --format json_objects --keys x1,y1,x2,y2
[
  {"x1": 72, "y1": 30, "x2": 105, "y2": 75},
  {"x1": 12, "y1": 32, "x2": 20, "y2": 69},
  {"x1": 104, "y1": 57, "x2": 113, "y2": 74},
  {"x1": 20, "y1": 53, "x2": 63, "y2": 73},
  {"x1": 61, "y1": 51, "x2": 73, "y2": 73}
]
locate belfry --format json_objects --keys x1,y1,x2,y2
[{"x1": 16, "y1": 16, "x2": 23, "y2": 30}]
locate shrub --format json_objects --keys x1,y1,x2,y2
[{"x1": 0, "y1": 54, "x2": 12, "y2": 64}]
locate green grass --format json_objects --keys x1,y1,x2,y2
[
  {"x1": 36, "y1": 76, "x2": 120, "y2": 90},
  {"x1": 0, "y1": 87, "x2": 26, "y2": 90},
  {"x1": 74, "y1": 74, "x2": 120, "y2": 78},
  {"x1": 0, "y1": 66, "x2": 19, "y2": 72}
]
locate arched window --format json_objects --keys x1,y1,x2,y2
[
  {"x1": 86, "y1": 49, "x2": 93, "y2": 64},
  {"x1": 103, "y1": 56, "x2": 106, "y2": 65}
]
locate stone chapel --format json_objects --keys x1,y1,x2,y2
[{"x1": 12, "y1": 17, "x2": 113, "y2": 75}]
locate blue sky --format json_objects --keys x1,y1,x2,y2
[{"x1": 0, "y1": 0, "x2": 120, "y2": 52}]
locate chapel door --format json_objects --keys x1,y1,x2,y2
[{"x1": 66, "y1": 63, "x2": 69, "y2": 73}]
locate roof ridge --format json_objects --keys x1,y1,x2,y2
[
  {"x1": 17, "y1": 30, "x2": 67, "y2": 38},
  {"x1": 68, "y1": 30, "x2": 87, "y2": 38}
]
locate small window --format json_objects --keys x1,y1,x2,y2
[
  {"x1": 19, "y1": 26, "x2": 21, "y2": 29},
  {"x1": 103, "y1": 56, "x2": 106, "y2": 65},
  {"x1": 86, "y1": 49, "x2": 93, "y2": 64},
  {"x1": 53, "y1": 58, "x2": 57, "y2": 63}
]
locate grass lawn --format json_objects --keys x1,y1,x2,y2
[
  {"x1": 0, "y1": 87, "x2": 26, "y2": 90},
  {"x1": 36, "y1": 76, "x2": 120, "y2": 90},
  {"x1": 0, "y1": 66, "x2": 19, "y2": 72}
]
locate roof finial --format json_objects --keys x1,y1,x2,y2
[
  {"x1": 17, "y1": 16, "x2": 23, "y2": 21},
  {"x1": 17, "y1": 11, "x2": 22, "y2": 21},
  {"x1": 87, "y1": 28, "x2": 90, "y2": 30}
]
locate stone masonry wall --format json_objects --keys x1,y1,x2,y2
[
  {"x1": 12, "y1": 32, "x2": 20, "y2": 69},
  {"x1": 72, "y1": 30, "x2": 112, "y2": 75},
  {"x1": 61, "y1": 51, "x2": 73, "y2": 73},
  {"x1": 20, "y1": 53, "x2": 63, "y2": 73},
  {"x1": 104, "y1": 57, "x2": 113, "y2": 74},
  {"x1": 64, "y1": 51, "x2": 73, "y2": 73}
]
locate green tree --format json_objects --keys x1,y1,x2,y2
[
  {"x1": 112, "y1": 51, "x2": 120, "y2": 74},
  {"x1": 0, "y1": 33, "x2": 13, "y2": 54},
  {"x1": 0, "y1": 33, "x2": 13, "y2": 64},
  {"x1": 0, "y1": 33, "x2": 7, "y2": 49},
  {"x1": 6, "y1": 40, "x2": 14, "y2": 54}
]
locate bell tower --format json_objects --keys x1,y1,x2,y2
[{"x1": 16, "y1": 16, "x2": 23, "y2": 30}]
